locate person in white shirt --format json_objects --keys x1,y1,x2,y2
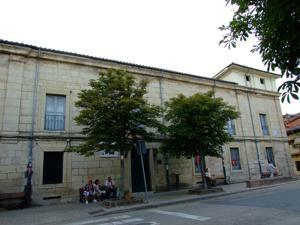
[
  {"x1": 268, "y1": 161, "x2": 276, "y2": 178},
  {"x1": 105, "y1": 176, "x2": 117, "y2": 198},
  {"x1": 93, "y1": 179, "x2": 106, "y2": 201},
  {"x1": 205, "y1": 168, "x2": 216, "y2": 187}
]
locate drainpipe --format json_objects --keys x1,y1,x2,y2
[
  {"x1": 274, "y1": 96, "x2": 291, "y2": 176},
  {"x1": 28, "y1": 48, "x2": 41, "y2": 163},
  {"x1": 246, "y1": 91, "x2": 262, "y2": 178},
  {"x1": 234, "y1": 86, "x2": 251, "y2": 180},
  {"x1": 159, "y1": 70, "x2": 170, "y2": 190},
  {"x1": 213, "y1": 80, "x2": 228, "y2": 183}
]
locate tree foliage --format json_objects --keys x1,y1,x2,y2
[
  {"x1": 160, "y1": 91, "x2": 239, "y2": 189},
  {"x1": 220, "y1": 0, "x2": 300, "y2": 102},
  {"x1": 70, "y1": 69, "x2": 163, "y2": 157},
  {"x1": 160, "y1": 91, "x2": 239, "y2": 159}
]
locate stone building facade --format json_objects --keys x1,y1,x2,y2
[
  {"x1": 283, "y1": 113, "x2": 300, "y2": 176},
  {"x1": 0, "y1": 40, "x2": 293, "y2": 204}
]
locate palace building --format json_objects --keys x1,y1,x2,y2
[{"x1": 0, "y1": 40, "x2": 293, "y2": 204}]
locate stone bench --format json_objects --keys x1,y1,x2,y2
[{"x1": 246, "y1": 176, "x2": 297, "y2": 188}]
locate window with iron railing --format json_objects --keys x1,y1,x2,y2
[
  {"x1": 259, "y1": 114, "x2": 269, "y2": 136},
  {"x1": 45, "y1": 95, "x2": 66, "y2": 131}
]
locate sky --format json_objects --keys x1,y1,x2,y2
[{"x1": 0, "y1": 0, "x2": 299, "y2": 114}]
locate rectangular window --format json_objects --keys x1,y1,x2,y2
[
  {"x1": 266, "y1": 147, "x2": 275, "y2": 166},
  {"x1": 296, "y1": 161, "x2": 300, "y2": 171},
  {"x1": 194, "y1": 154, "x2": 202, "y2": 174},
  {"x1": 245, "y1": 75, "x2": 250, "y2": 82},
  {"x1": 259, "y1": 114, "x2": 270, "y2": 136},
  {"x1": 260, "y1": 78, "x2": 265, "y2": 84},
  {"x1": 45, "y1": 95, "x2": 66, "y2": 130},
  {"x1": 43, "y1": 152, "x2": 63, "y2": 184},
  {"x1": 230, "y1": 148, "x2": 241, "y2": 170},
  {"x1": 227, "y1": 119, "x2": 236, "y2": 135}
]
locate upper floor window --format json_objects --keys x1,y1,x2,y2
[
  {"x1": 45, "y1": 95, "x2": 66, "y2": 131},
  {"x1": 230, "y1": 148, "x2": 241, "y2": 170},
  {"x1": 245, "y1": 75, "x2": 250, "y2": 82},
  {"x1": 259, "y1": 113, "x2": 269, "y2": 136},
  {"x1": 227, "y1": 119, "x2": 236, "y2": 135},
  {"x1": 260, "y1": 78, "x2": 265, "y2": 85}
]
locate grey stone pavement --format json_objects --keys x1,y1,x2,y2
[{"x1": 1, "y1": 179, "x2": 299, "y2": 225}]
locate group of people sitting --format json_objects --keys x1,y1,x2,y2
[{"x1": 81, "y1": 176, "x2": 117, "y2": 204}]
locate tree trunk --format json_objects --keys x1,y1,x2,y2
[
  {"x1": 200, "y1": 153, "x2": 208, "y2": 190},
  {"x1": 120, "y1": 151, "x2": 125, "y2": 199}
]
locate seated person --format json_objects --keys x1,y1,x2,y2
[
  {"x1": 267, "y1": 161, "x2": 277, "y2": 178},
  {"x1": 205, "y1": 168, "x2": 216, "y2": 187},
  {"x1": 93, "y1": 179, "x2": 106, "y2": 201},
  {"x1": 83, "y1": 180, "x2": 96, "y2": 204},
  {"x1": 105, "y1": 176, "x2": 117, "y2": 198}
]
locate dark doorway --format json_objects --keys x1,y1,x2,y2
[
  {"x1": 131, "y1": 148, "x2": 151, "y2": 192},
  {"x1": 43, "y1": 152, "x2": 63, "y2": 184}
]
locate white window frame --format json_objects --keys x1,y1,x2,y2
[{"x1": 44, "y1": 94, "x2": 66, "y2": 131}]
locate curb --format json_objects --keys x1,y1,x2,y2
[{"x1": 92, "y1": 178, "x2": 299, "y2": 217}]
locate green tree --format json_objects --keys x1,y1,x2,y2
[
  {"x1": 220, "y1": 0, "x2": 300, "y2": 102},
  {"x1": 160, "y1": 91, "x2": 239, "y2": 189},
  {"x1": 70, "y1": 69, "x2": 163, "y2": 195}
]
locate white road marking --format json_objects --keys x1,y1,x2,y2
[
  {"x1": 98, "y1": 218, "x2": 144, "y2": 225},
  {"x1": 122, "y1": 218, "x2": 144, "y2": 223},
  {"x1": 150, "y1": 209, "x2": 211, "y2": 221},
  {"x1": 67, "y1": 215, "x2": 131, "y2": 225}
]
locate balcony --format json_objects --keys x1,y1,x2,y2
[{"x1": 44, "y1": 114, "x2": 65, "y2": 131}]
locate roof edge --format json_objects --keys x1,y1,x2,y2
[
  {"x1": 0, "y1": 39, "x2": 238, "y2": 85},
  {"x1": 213, "y1": 62, "x2": 281, "y2": 79}
]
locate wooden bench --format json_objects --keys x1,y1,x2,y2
[
  {"x1": 261, "y1": 171, "x2": 280, "y2": 178},
  {"x1": 212, "y1": 175, "x2": 230, "y2": 185},
  {"x1": 0, "y1": 192, "x2": 25, "y2": 208},
  {"x1": 0, "y1": 192, "x2": 25, "y2": 201},
  {"x1": 197, "y1": 175, "x2": 230, "y2": 187},
  {"x1": 79, "y1": 188, "x2": 109, "y2": 203}
]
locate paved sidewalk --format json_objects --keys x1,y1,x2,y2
[{"x1": 0, "y1": 180, "x2": 299, "y2": 225}]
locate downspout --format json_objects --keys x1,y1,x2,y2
[
  {"x1": 159, "y1": 70, "x2": 170, "y2": 190},
  {"x1": 235, "y1": 86, "x2": 251, "y2": 180},
  {"x1": 213, "y1": 80, "x2": 228, "y2": 183},
  {"x1": 246, "y1": 90, "x2": 262, "y2": 178},
  {"x1": 28, "y1": 48, "x2": 41, "y2": 163},
  {"x1": 274, "y1": 96, "x2": 291, "y2": 176}
]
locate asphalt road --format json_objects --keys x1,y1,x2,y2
[{"x1": 64, "y1": 181, "x2": 300, "y2": 225}]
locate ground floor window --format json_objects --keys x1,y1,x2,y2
[
  {"x1": 266, "y1": 147, "x2": 276, "y2": 166},
  {"x1": 296, "y1": 161, "x2": 300, "y2": 171},
  {"x1": 230, "y1": 148, "x2": 241, "y2": 170},
  {"x1": 194, "y1": 154, "x2": 202, "y2": 174},
  {"x1": 43, "y1": 152, "x2": 64, "y2": 184}
]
